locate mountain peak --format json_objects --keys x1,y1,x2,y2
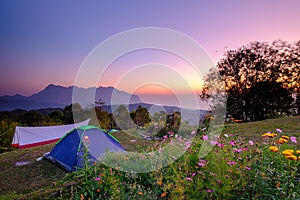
[{"x1": 0, "y1": 84, "x2": 141, "y2": 111}]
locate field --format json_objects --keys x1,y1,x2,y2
[{"x1": 0, "y1": 116, "x2": 299, "y2": 199}]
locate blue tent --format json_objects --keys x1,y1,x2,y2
[{"x1": 44, "y1": 125, "x2": 125, "y2": 172}]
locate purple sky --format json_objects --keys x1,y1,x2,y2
[{"x1": 1, "y1": 0, "x2": 300, "y2": 98}]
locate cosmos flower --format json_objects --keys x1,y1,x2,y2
[{"x1": 276, "y1": 128, "x2": 282, "y2": 133}]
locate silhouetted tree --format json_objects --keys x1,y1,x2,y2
[
  {"x1": 201, "y1": 40, "x2": 299, "y2": 121},
  {"x1": 131, "y1": 105, "x2": 151, "y2": 127}
]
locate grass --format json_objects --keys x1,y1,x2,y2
[{"x1": 0, "y1": 116, "x2": 299, "y2": 199}]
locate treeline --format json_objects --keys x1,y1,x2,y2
[{"x1": 0, "y1": 103, "x2": 183, "y2": 153}]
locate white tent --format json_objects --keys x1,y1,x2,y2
[{"x1": 12, "y1": 119, "x2": 90, "y2": 149}]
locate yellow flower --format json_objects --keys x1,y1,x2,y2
[
  {"x1": 296, "y1": 150, "x2": 300, "y2": 154},
  {"x1": 157, "y1": 181, "x2": 163, "y2": 187},
  {"x1": 282, "y1": 150, "x2": 294, "y2": 156},
  {"x1": 281, "y1": 135, "x2": 289, "y2": 140},
  {"x1": 138, "y1": 192, "x2": 143, "y2": 195},
  {"x1": 269, "y1": 146, "x2": 279, "y2": 152},
  {"x1": 276, "y1": 138, "x2": 288, "y2": 144},
  {"x1": 285, "y1": 155, "x2": 297, "y2": 161},
  {"x1": 262, "y1": 133, "x2": 277, "y2": 138},
  {"x1": 80, "y1": 194, "x2": 84, "y2": 200},
  {"x1": 161, "y1": 191, "x2": 167, "y2": 198},
  {"x1": 261, "y1": 173, "x2": 266, "y2": 177}
]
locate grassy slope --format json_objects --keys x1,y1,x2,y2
[{"x1": 0, "y1": 116, "x2": 299, "y2": 198}]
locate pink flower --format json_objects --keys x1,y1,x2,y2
[
  {"x1": 217, "y1": 143, "x2": 224, "y2": 148},
  {"x1": 95, "y1": 177, "x2": 101, "y2": 181},
  {"x1": 206, "y1": 189, "x2": 213, "y2": 193},
  {"x1": 186, "y1": 177, "x2": 192, "y2": 181},
  {"x1": 191, "y1": 130, "x2": 196, "y2": 135},
  {"x1": 249, "y1": 140, "x2": 254, "y2": 146},
  {"x1": 233, "y1": 148, "x2": 242, "y2": 153},
  {"x1": 229, "y1": 141, "x2": 236, "y2": 146},
  {"x1": 203, "y1": 135, "x2": 208, "y2": 141},
  {"x1": 191, "y1": 172, "x2": 196, "y2": 177},
  {"x1": 290, "y1": 136, "x2": 297, "y2": 143},
  {"x1": 245, "y1": 166, "x2": 251, "y2": 170},
  {"x1": 210, "y1": 140, "x2": 218, "y2": 145},
  {"x1": 163, "y1": 135, "x2": 168, "y2": 139},
  {"x1": 168, "y1": 131, "x2": 174, "y2": 135},
  {"x1": 198, "y1": 162, "x2": 206, "y2": 167},
  {"x1": 276, "y1": 128, "x2": 282, "y2": 133},
  {"x1": 227, "y1": 161, "x2": 237, "y2": 165},
  {"x1": 83, "y1": 135, "x2": 89, "y2": 141}
]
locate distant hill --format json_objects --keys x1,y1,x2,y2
[{"x1": 0, "y1": 84, "x2": 141, "y2": 111}]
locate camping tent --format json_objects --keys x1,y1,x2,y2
[
  {"x1": 12, "y1": 119, "x2": 90, "y2": 149},
  {"x1": 44, "y1": 125, "x2": 125, "y2": 172}
]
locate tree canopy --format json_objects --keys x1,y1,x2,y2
[{"x1": 201, "y1": 40, "x2": 300, "y2": 121}]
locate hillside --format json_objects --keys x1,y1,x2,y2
[{"x1": 0, "y1": 116, "x2": 299, "y2": 199}]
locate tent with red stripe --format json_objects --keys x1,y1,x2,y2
[{"x1": 11, "y1": 119, "x2": 90, "y2": 149}]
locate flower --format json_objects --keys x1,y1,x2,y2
[
  {"x1": 275, "y1": 138, "x2": 288, "y2": 144},
  {"x1": 249, "y1": 140, "x2": 254, "y2": 146},
  {"x1": 290, "y1": 136, "x2": 297, "y2": 143},
  {"x1": 269, "y1": 146, "x2": 279, "y2": 152},
  {"x1": 138, "y1": 192, "x2": 143, "y2": 195},
  {"x1": 227, "y1": 161, "x2": 237, "y2": 165},
  {"x1": 191, "y1": 130, "x2": 196, "y2": 135},
  {"x1": 217, "y1": 143, "x2": 224, "y2": 148},
  {"x1": 161, "y1": 192, "x2": 167, "y2": 198},
  {"x1": 168, "y1": 131, "x2": 174, "y2": 135},
  {"x1": 95, "y1": 177, "x2": 101, "y2": 181},
  {"x1": 96, "y1": 188, "x2": 100, "y2": 193},
  {"x1": 276, "y1": 128, "x2": 282, "y2": 133},
  {"x1": 262, "y1": 132, "x2": 277, "y2": 138},
  {"x1": 80, "y1": 194, "x2": 84, "y2": 200},
  {"x1": 191, "y1": 172, "x2": 196, "y2": 177},
  {"x1": 229, "y1": 141, "x2": 236, "y2": 146},
  {"x1": 203, "y1": 135, "x2": 208, "y2": 141},
  {"x1": 245, "y1": 166, "x2": 251, "y2": 170},
  {"x1": 296, "y1": 150, "x2": 300, "y2": 154},
  {"x1": 276, "y1": 182, "x2": 280, "y2": 188},
  {"x1": 83, "y1": 135, "x2": 89, "y2": 141},
  {"x1": 285, "y1": 155, "x2": 297, "y2": 161},
  {"x1": 281, "y1": 135, "x2": 289, "y2": 140},
  {"x1": 282, "y1": 149, "x2": 294, "y2": 156},
  {"x1": 186, "y1": 177, "x2": 192, "y2": 181},
  {"x1": 210, "y1": 140, "x2": 218, "y2": 145},
  {"x1": 206, "y1": 189, "x2": 213, "y2": 193},
  {"x1": 224, "y1": 134, "x2": 229, "y2": 137},
  {"x1": 157, "y1": 181, "x2": 163, "y2": 186}
]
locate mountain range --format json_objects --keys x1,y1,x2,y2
[{"x1": 0, "y1": 84, "x2": 141, "y2": 111}]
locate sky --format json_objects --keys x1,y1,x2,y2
[{"x1": 0, "y1": 0, "x2": 300, "y2": 108}]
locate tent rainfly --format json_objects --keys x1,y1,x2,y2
[
  {"x1": 44, "y1": 125, "x2": 125, "y2": 172},
  {"x1": 12, "y1": 119, "x2": 90, "y2": 149}
]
